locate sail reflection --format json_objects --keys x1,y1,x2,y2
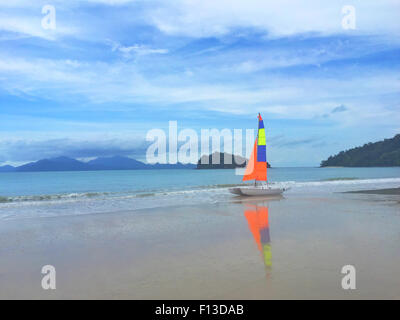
[
  {"x1": 244, "y1": 203, "x2": 272, "y2": 268},
  {"x1": 236, "y1": 196, "x2": 283, "y2": 275}
]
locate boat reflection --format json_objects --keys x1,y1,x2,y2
[
  {"x1": 244, "y1": 203, "x2": 272, "y2": 268},
  {"x1": 234, "y1": 195, "x2": 283, "y2": 276}
]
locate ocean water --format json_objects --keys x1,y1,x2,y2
[{"x1": 0, "y1": 167, "x2": 399, "y2": 220}]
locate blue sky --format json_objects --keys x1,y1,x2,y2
[{"x1": 0, "y1": 0, "x2": 399, "y2": 166}]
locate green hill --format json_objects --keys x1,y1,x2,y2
[{"x1": 320, "y1": 134, "x2": 400, "y2": 167}]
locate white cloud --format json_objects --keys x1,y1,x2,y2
[
  {"x1": 107, "y1": 40, "x2": 169, "y2": 58},
  {"x1": 2, "y1": 1, "x2": 399, "y2": 44},
  {"x1": 149, "y1": 0, "x2": 400, "y2": 38},
  {"x1": 0, "y1": 53, "x2": 399, "y2": 127},
  {"x1": 0, "y1": 16, "x2": 53, "y2": 40},
  {"x1": 0, "y1": 1, "x2": 399, "y2": 133},
  {"x1": 86, "y1": 0, "x2": 137, "y2": 5}
]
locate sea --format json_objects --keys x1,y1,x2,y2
[{"x1": 0, "y1": 167, "x2": 399, "y2": 220}]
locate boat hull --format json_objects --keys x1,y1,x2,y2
[{"x1": 229, "y1": 187, "x2": 286, "y2": 196}]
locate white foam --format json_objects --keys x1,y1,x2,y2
[{"x1": 1, "y1": 177, "x2": 399, "y2": 221}]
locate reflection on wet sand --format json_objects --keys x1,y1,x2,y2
[
  {"x1": 244, "y1": 203, "x2": 272, "y2": 268},
  {"x1": 234, "y1": 196, "x2": 283, "y2": 277}
]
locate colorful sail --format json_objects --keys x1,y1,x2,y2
[{"x1": 243, "y1": 114, "x2": 267, "y2": 181}]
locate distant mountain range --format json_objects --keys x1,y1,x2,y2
[
  {"x1": 0, "y1": 151, "x2": 272, "y2": 173},
  {"x1": 321, "y1": 134, "x2": 400, "y2": 167},
  {"x1": 0, "y1": 156, "x2": 196, "y2": 172},
  {"x1": 0, "y1": 165, "x2": 16, "y2": 172}
]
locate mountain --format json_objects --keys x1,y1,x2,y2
[
  {"x1": 196, "y1": 152, "x2": 271, "y2": 169},
  {"x1": 4, "y1": 156, "x2": 195, "y2": 172},
  {"x1": 16, "y1": 156, "x2": 91, "y2": 172},
  {"x1": 86, "y1": 156, "x2": 195, "y2": 170},
  {"x1": 320, "y1": 134, "x2": 400, "y2": 167},
  {"x1": 87, "y1": 156, "x2": 148, "y2": 170},
  {"x1": 0, "y1": 165, "x2": 15, "y2": 172},
  {"x1": 150, "y1": 163, "x2": 195, "y2": 169}
]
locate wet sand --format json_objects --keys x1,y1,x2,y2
[
  {"x1": 343, "y1": 187, "x2": 400, "y2": 195},
  {"x1": 0, "y1": 192, "x2": 399, "y2": 299}
]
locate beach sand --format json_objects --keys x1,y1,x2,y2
[
  {"x1": 344, "y1": 187, "x2": 400, "y2": 195},
  {"x1": 0, "y1": 190, "x2": 399, "y2": 299}
]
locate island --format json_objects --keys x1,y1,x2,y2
[
  {"x1": 197, "y1": 152, "x2": 271, "y2": 169},
  {"x1": 320, "y1": 134, "x2": 400, "y2": 167}
]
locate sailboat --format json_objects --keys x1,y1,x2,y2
[{"x1": 229, "y1": 113, "x2": 287, "y2": 196}]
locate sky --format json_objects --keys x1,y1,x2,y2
[{"x1": 0, "y1": 0, "x2": 399, "y2": 166}]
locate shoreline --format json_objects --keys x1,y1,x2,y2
[{"x1": 343, "y1": 187, "x2": 400, "y2": 195}]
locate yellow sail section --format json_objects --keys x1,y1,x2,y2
[{"x1": 258, "y1": 128, "x2": 266, "y2": 145}]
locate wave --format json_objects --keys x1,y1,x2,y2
[
  {"x1": 134, "y1": 192, "x2": 156, "y2": 198},
  {"x1": 194, "y1": 183, "x2": 249, "y2": 189},
  {"x1": 0, "y1": 183, "x2": 251, "y2": 204},
  {"x1": 1, "y1": 177, "x2": 399, "y2": 205},
  {"x1": 320, "y1": 177, "x2": 359, "y2": 181},
  {"x1": 294, "y1": 177, "x2": 400, "y2": 187},
  {"x1": 0, "y1": 191, "x2": 110, "y2": 203},
  {"x1": 1, "y1": 176, "x2": 399, "y2": 221},
  {"x1": 0, "y1": 196, "x2": 11, "y2": 203}
]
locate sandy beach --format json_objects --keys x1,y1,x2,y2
[
  {"x1": 344, "y1": 187, "x2": 400, "y2": 195},
  {"x1": 1, "y1": 189, "x2": 399, "y2": 300}
]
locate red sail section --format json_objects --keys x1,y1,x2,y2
[
  {"x1": 242, "y1": 139, "x2": 267, "y2": 181},
  {"x1": 244, "y1": 205, "x2": 269, "y2": 251}
]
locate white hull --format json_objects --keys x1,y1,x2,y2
[{"x1": 229, "y1": 186, "x2": 286, "y2": 196}]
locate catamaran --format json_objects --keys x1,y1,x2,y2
[{"x1": 229, "y1": 113, "x2": 287, "y2": 196}]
